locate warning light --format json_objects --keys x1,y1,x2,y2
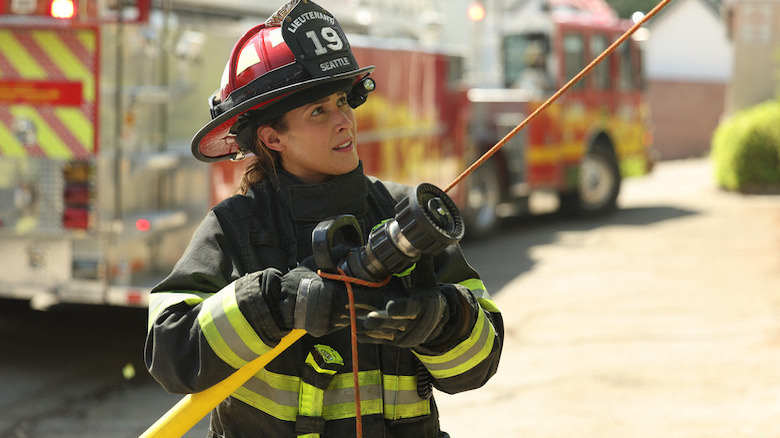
[
  {"x1": 135, "y1": 218, "x2": 151, "y2": 232},
  {"x1": 50, "y1": 0, "x2": 75, "y2": 19},
  {"x1": 467, "y1": 2, "x2": 485, "y2": 22}
]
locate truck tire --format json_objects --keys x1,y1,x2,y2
[
  {"x1": 559, "y1": 145, "x2": 621, "y2": 216},
  {"x1": 463, "y1": 159, "x2": 502, "y2": 238}
]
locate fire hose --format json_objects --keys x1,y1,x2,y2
[{"x1": 139, "y1": 1, "x2": 672, "y2": 436}]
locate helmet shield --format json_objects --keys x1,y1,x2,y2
[{"x1": 192, "y1": 0, "x2": 374, "y2": 162}]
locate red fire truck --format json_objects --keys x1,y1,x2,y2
[
  {"x1": 0, "y1": 0, "x2": 652, "y2": 308},
  {"x1": 462, "y1": 0, "x2": 654, "y2": 232}
]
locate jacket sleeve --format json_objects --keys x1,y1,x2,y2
[
  {"x1": 413, "y1": 243, "x2": 504, "y2": 395},
  {"x1": 144, "y1": 210, "x2": 288, "y2": 394},
  {"x1": 376, "y1": 178, "x2": 503, "y2": 393}
]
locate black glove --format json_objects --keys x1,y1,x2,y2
[
  {"x1": 274, "y1": 256, "x2": 345, "y2": 338},
  {"x1": 357, "y1": 255, "x2": 450, "y2": 348},
  {"x1": 276, "y1": 249, "x2": 383, "y2": 338},
  {"x1": 359, "y1": 288, "x2": 448, "y2": 348}
]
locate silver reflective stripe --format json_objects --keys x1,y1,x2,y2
[
  {"x1": 415, "y1": 310, "x2": 496, "y2": 379},
  {"x1": 242, "y1": 369, "x2": 300, "y2": 408},
  {"x1": 387, "y1": 386, "x2": 423, "y2": 406},
  {"x1": 200, "y1": 284, "x2": 259, "y2": 364}
]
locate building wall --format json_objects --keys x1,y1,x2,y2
[
  {"x1": 645, "y1": 0, "x2": 734, "y2": 81},
  {"x1": 725, "y1": 0, "x2": 780, "y2": 114},
  {"x1": 647, "y1": 80, "x2": 727, "y2": 160},
  {"x1": 644, "y1": 0, "x2": 734, "y2": 159}
]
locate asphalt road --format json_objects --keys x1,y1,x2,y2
[{"x1": 1, "y1": 157, "x2": 778, "y2": 438}]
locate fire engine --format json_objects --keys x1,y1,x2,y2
[
  {"x1": 462, "y1": 0, "x2": 654, "y2": 232},
  {"x1": 0, "y1": 0, "x2": 652, "y2": 308}
]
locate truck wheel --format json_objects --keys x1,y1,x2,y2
[
  {"x1": 464, "y1": 159, "x2": 501, "y2": 238},
  {"x1": 559, "y1": 146, "x2": 621, "y2": 216}
]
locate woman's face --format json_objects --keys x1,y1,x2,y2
[{"x1": 259, "y1": 91, "x2": 359, "y2": 184}]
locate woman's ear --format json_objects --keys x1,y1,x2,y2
[{"x1": 257, "y1": 125, "x2": 285, "y2": 152}]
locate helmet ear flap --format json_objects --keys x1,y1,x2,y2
[{"x1": 234, "y1": 121, "x2": 257, "y2": 154}]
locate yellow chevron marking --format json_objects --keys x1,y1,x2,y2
[
  {"x1": 10, "y1": 107, "x2": 73, "y2": 159},
  {"x1": 32, "y1": 31, "x2": 95, "y2": 102},
  {"x1": 0, "y1": 122, "x2": 27, "y2": 157},
  {"x1": 55, "y1": 107, "x2": 93, "y2": 152},
  {"x1": 0, "y1": 30, "x2": 45, "y2": 79},
  {"x1": 76, "y1": 29, "x2": 97, "y2": 53}
]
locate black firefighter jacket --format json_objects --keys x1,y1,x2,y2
[{"x1": 145, "y1": 164, "x2": 504, "y2": 438}]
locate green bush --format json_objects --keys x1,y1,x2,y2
[{"x1": 711, "y1": 100, "x2": 780, "y2": 192}]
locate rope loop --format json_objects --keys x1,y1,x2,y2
[{"x1": 317, "y1": 270, "x2": 391, "y2": 288}]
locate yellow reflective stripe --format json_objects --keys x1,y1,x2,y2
[
  {"x1": 459, "y1": 278, "x2": 486, "y2": 291},
  {"x1": 9, "y1": 107, "x2": 72, "y2": 159},
  {"x1": 55, "y1": 107, "x2": 94, "y2": 152},
  {"x1": 414, "y1": 310, "x2": 496, "y2": 379},
  {"x1": 220, "y1": 286, "x2": 273, "y2": 356},
  {"x1": 0, "y1": 122, "x2": 26, "y2": 156},
  {"x1": 382, "y1": 375, "x2": 430, "y2": 420},
  {"x1": 477, "y1": 297, "x2": 500, "y2": 314},
  {"x1": 147, "y1": 291, "x2": 210, "y2": 331},
  {"x1": 0, "y1": 30, "x2": 45, "y2": 78},
  {"x1": 298, "y1": 381, "x2": 324, "y2": 417},
  {"x1": 31, "y1": 30, "x2": 95, "y2": 102},
  {"x1": 233, "y1": 369, "x2": 429, "y2": 422},
  {"x1": 324, "y1": 397, "x2": 383, "y2": 421},
  {"x1": 197, "y1": 282, "x2": 273, "y2": 369},
  {"x1": 459, "y1": 278, "x2": 500, "y2": 313},
  {"x1": 76, "y1": 29, "x2": 96, "y2": 53}
]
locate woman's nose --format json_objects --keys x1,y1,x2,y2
[{"x1": 334, "y1": 108, "x2": 354, "y2": 132}]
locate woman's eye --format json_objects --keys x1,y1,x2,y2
[
  {"x1": 311, "y1": 107, "x2": 324, "y2": 116},
  {"x1": 337, "y1": 96, "x2": 348, "y2": 106}
]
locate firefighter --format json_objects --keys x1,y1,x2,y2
[{"x1": 144, "y1": 1, "x2": 503, "y2": 437}]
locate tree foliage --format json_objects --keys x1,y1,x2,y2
[
  {"x1": 711, "y1": 100, "x2": 780, "y2": 192},
  {"x1": 606, "y1": 0, "x2": 661, "y2": 18}
]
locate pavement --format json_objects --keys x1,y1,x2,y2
[{"x1": 437, "y1": 158, "x2": 780, "y2": 437}]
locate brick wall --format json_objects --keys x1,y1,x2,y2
[{"x1": 646, "y1": 80, "x2": 727, "y2": 160}]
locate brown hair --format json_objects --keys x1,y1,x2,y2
[{"x1": 237, "y1": 115, "x2": 288, "y2": 194}]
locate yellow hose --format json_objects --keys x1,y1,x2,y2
[{"x1": 139, "y1": 329, "x2": 306, "y2": 438}]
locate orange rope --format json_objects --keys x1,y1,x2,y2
[
  {"x1": 340, "y1": 268, "x2": 363, "y2": 438},
  {"x1": 317, "y1": 269, "x2": 391, "y2": 438},
  {"x1": 444, "y1": 0, "x2": 673, "y2": 194},
  {"x1": 317, "y1": 271, "x2": 392, "y2": 288}
]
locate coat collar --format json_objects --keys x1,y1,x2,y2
[{"x1": 274, "y1": 162, "x2": 369, "y2": 222}]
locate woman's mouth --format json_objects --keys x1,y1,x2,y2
[{"x1": 333, "y1": 140, "x2": 353, "y2": 151}]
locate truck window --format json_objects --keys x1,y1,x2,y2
[
  {"x1": 590, "y1": 34, "x2": 610, "y2": 90},
  {"x1": 618, "y1": 41, "x2": 634, "y2": 91},
  {"x1": 503, "y1": 33, "x2": 550, "y2": 90},
  {"x1": 447, "y1": 55, "x2": 465, "y2": 86},
  {"x1": 563, "y1": 33, "x2": 585, "y2": 90}
]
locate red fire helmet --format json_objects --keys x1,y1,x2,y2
[{"x1": 191, "y1": 0, "x2": 374, "y2": 162}]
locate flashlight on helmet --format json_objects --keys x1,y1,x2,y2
[{"x1": 347, "y1": 77, "x2": 375, "y2": 109}]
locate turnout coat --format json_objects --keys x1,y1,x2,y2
[{"x1": 145, "y1": 164, "x2": 504, "y2": 438}]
